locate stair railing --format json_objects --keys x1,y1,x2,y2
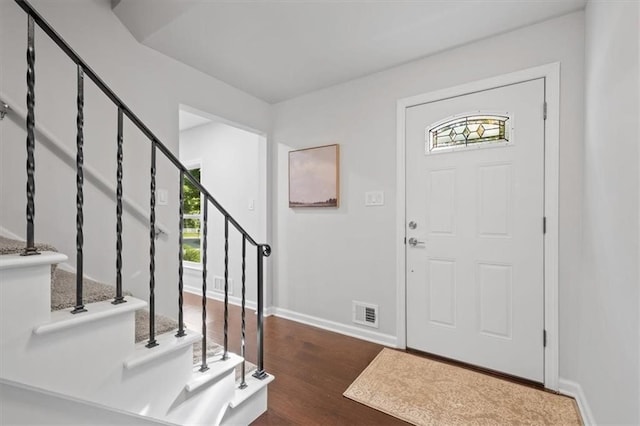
[{"x1": 13, "y1": 0, "x2": 271, "y2": 384}]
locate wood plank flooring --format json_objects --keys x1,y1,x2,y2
[{"x1": 183, "y1": 293, "x2": 408, "y2": 425}]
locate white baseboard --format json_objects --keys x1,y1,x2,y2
[
  {"x1": 56, "y1": 262, "x2": 77, "y2": 274},
  {"x1": 185, "y1": 275, "x2": 396, "y2": 347},
  {"x1": 0, "y1": 225, "x2": 23, "y2": 240},
  {"x1": 559, "y1": 378, "x2": 595, "y2": 425},
  {"x1": 184, "y1": 284, "x2": 258, "y2": 312},
  {"x1": 271, "y1": 307, "x2": 398, "y2": 348}
]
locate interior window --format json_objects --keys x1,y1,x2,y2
[{"x1": 182, "y1": 167, "x2": 202, "y2": 264}]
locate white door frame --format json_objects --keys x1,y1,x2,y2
[{"x1": 395, "y1": 63, "x2": 560, "y2": 391}]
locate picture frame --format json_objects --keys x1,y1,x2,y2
[{"x1": 289, "y1": 144, "x2": 339, "y2": 208}]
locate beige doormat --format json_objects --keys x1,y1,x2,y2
[{"x1": 344, "y1": 348, "x2": 581, "y2": 426}]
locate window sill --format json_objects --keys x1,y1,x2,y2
[{"x1": 183, "y1": 262, "x2": 203, "y2": 271}]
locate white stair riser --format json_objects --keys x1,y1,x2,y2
[
  {"x1": 1, "y1": 254, "x2": 269, "y2": 425},
  {"x1": 116, "y1": 346, "x2": 203, "y2": 418},
  {"x1": 165, "y1": 369, "x2": 237, "y2": 425},
  {"x1": 221, "y1": 384, "x2": 269, "y2": 426},
  {"x1": 0, "y1": 380, "x2": 175, "y2": 426},
  {"x1": 1, "y1": 262, "x2": 54, "y2": 381},
  {"x1": 2, "y1": 313, "x2": 211, "y2": 421},
  {"x1": 0, "y1": 259, "x2": 198, "y2": 420},
  {"x1": 0, "y1": 264, "x2": 53, "y2": 342},
  {"x1": 2, "y1": 311, "x2": 135, "y2": 399}
]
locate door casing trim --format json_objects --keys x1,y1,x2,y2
[{"x1": 395, "y1": 63, "x2": 560, "y2": 391}]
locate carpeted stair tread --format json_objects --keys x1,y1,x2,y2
[
  {"x1": 191, "y1": 339, "x2": 257, "y2": 380},
  {"x1": 51, "y1": 269, "x2": 224, "y2": 365},
  {"x1": 0, "y1": 235, "x2": 57, "y2": 255},
  {"x1": 5, "y1": 234, "x2": 240, "y2": 369},
  {"x1": 192, "y1": 338, "x2": 223, "y2": 366},
  {"x1": 51, "y1": 268, "x2": 126, "y2": 311},
  {"x1": 135, "y1": 311, "x2": 226, "y2": 367},
  {"x1": 134, "y1": 309, "x2": 179, "y2": 343}
]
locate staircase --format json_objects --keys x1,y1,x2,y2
[
  {"x1": 0, "y1": 0, "x2": 273, "y2": 424},
  {"x1": 0, "y1": 240, "x2": 272, "y2": 425}
]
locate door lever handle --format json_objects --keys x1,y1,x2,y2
[{"x1": 408, "y1": 237, "x2": 425, "y2": 247}]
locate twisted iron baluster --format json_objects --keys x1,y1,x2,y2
[
  {"x1": 71, "y1": 65, "x2": 86, "y2": 315},
  {"x1": 200, "y1": 201, "x2": 209, "y2": 372},
  {"x1": 22, "y1": 15, "x2": 38, "y2": 257},
  {"x1": 252, "y1": 244, "x2": 270, "y2": 380},
  {"x1": 223, "y1": 217, "x2": 229, "y2": 360},
  {"x1": 146, "y1": 142, "x2": 158, "y2": 348},
  {"x1": 113, "y1": 108, "x2": 125, "y2": 305},
  {"x1": 176, "y1": 170, "x2": 186, "y2": 337},
  {"x1": 239, "y1": 236, "x2": 247, "y2": 389}
]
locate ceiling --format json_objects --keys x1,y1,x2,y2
[
  {"x1": 114, "y1": 0, "x2": 585, "y2": 104},
  {"x1": 179, "y1": 109, "x2": 211, "y2": 131}
]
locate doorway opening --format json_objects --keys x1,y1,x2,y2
[{"x1": 178, "y1": 105, "x2": 268, "y2": 309}]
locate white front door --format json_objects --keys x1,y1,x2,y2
[{"x1": 405, "y1": 79, "x2": 545, "y2": 382}]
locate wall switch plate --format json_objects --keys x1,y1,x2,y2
[
  {"x1": 365, "y1": 191, "x2": 384, "y2": 206},
  {"x1": 248, "y1": 199, "x2": 255, "y2": 211},
  {"x1": 157, "y1": 189, "x2": 168, "y2": 206}
]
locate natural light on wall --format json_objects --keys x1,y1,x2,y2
[{"x1": 427, "y1": 114, "x2": 510, "y2": 152}]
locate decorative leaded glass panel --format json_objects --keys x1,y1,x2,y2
[{"x1": 427, "y1": 115, "x2": 510, "y2": 152}]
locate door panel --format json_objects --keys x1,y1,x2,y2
[
  {"x1": 477, "y1": 163, "x2": 511, "y2": 237},
  {"x1": 428, "y1": 169, "x2": 456, "y2": 235},
  {"x1": 406, "y1": 79, "x2": 545, "y2": 382},
  {"x1": 428, "y1": 258, "x2": 456, "y2": 327}
]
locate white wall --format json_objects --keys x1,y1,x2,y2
[
  {"x1": 1, "y1": 380, "x2": 167, "y2": 426},
  {"x1": 179, "y1": 121, "x2": 265, "y2": 306},
  {"x1": 272, "y1": 10, "x2": 585, "y2": 369},
  {"x1": 579, "y1": 1, "x2": 639, "y2": 423},
  {"x1": 0, "y1": 0, "x2": 271, "y2": 320}
]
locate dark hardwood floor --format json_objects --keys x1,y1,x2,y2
[{"x1": 183, "y1": 293, "x2": 409, "y2": 425}]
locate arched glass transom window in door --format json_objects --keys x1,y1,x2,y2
[{"x1": 426, "y1": 114, "x2": 510, "y2": 153}]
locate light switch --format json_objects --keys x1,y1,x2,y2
[
  {"x1": 157, "y1": 189, "x2": 168, "y2": 206},
  {"x1": 248, "y1": 199, "x2": 255, "y2": 211},
  {"x1": 365, "y1": 191, "x2": 384, "y2": 206}
]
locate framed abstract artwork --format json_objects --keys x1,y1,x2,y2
[{"x1": 289, "y1": 144, "x2": 339, "y2": 208}]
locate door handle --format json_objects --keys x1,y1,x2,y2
[{"x1": 408, "y1": 237, "x2": 425, "y2": 247}]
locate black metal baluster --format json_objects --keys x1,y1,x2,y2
[
  {"x1": 223, "y1": 216, "x2": 229, "y2": 360},
  {"x1": 252, "y1": 244, "x2": 269, "y2": 380},
  {"x1": 71, "y1": 65, "x2": 86, "y2": 315},
  {"x1": 176, "y1": 170, "x2": 186, "y2": 337},
  {"x1": 200, "y1": 201, "x2": 209, "y2": 372},
  {"x1": 22, "y1": 14, "x2": 38, "y2": 257},
  {"x1": 13, "y1": 5, "x2": 278, "y2": 381},
  {"x1": 239, "y1": 236, "x2": 247, "y2": 389},
  {"x1": 113, "y1": 108, "x2": 125, "y2": 305},
  {"x1": 146, "y1": 142, "x2": 158, "y2": 348}
]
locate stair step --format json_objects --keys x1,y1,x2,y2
[
  {"x1": 185, "y1": 352, "x2": 243, "y2": 393},
  {"x1": 228, "y1": 372, "x2": 274, "y2": 409},
  {"x1": 134, "y1": 310, "x2": 179, "y2": 343},
  {"x1": 0, "y1": 251, "x2": 66, "y2": 271},
  {"x1": 124, "y1": 332, "x2": 201, "y2": 370},
  {"x1": 0, "y1": 235, "x2": 57, "y2": 256},
  {"x1": 33, "y1": 297, "x2": 146, "y2": 335},
  {"x1": 51, "y1": 268, "x2": 128, "y2": 311},
  {"x1": 15, "y1": 243, "x2": 222, "y2": 367}
]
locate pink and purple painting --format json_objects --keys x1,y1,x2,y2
[{"x1": 289, "y1": 144, "x2": 339, "y2": 208}]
